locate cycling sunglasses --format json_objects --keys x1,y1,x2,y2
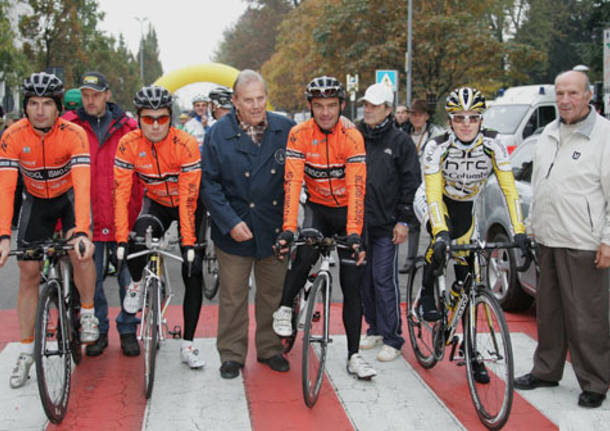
[
  {"x1": 308, "y1": 88, "x2": 342, "y2": 98},
  {"x1": 450, "y1": 113, "x2": 482, "y2": 124},
  {"x1": 140, "y1": 114, "x2": 171, "y2": 125}
]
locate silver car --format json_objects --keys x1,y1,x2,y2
[{"x1": 477, "y1": 134, "x2": 538, "y2": 310}]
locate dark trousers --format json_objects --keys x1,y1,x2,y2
[
  {"x1": 93, "y1": 242, "x2": 139, "y2": 334},
  {"x1": 281, "y1": 202, "x2": 364, "y2": 358},
  {"x1": 531, "y1": 244, "x2": 609, "y2": 395},
  {"x1": 361, "y1": 231, "x2": 404, "y2": 349}
]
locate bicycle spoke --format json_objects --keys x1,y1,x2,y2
[{"x1": 302, "y1": 276, "x2": 328, "y2": 407}]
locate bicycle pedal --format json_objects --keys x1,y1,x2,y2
[
  {"x1": 170, "y1": 325, "x2": 182, "y2": 339},
  {"x1": 312, "y1": 311, "x2": 321, "y2": 322}
]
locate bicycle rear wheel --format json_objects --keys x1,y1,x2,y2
[
  {"x1": 464, "y1": 286, "x2": 514, "y2": 430},
  {"x1": 281, "y1": 289, "x2": 301, "y2": 354},
  {"x1": 35, "y1": 282, "x2": 71, "y2": 424},
  {"x1": 143, "y1": 279, "x2": 159, "y2": 399},
  {"x1": 405, "y1": 257, "x2": 439, "y2": 368},
  {"x1": 301, "y1": 274, "x2": 329, "y2": 407}
]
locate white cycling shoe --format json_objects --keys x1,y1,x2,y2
[
  {"x1": 9, "y1": 353, "x2": 34, "y2": 389},
  {"x1": 272, "y1": 306, "x2": 293, "y2": 337},
  {"x1": 80, "y1": 314, "x2": 100, "y2": 344},
  {"x1": 347, "y1": 353, "x2": 377, "y2": 380},
  {"x1": 181, "y1": 345, "x2": 205, "y2": 369},
  {"x1": 123, "y1": 281, "x2": 144, "y2": 314}
]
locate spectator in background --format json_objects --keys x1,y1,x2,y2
[
  {"x1": 357, "y1": 83, "x2": 420, "y2": 361},
  {"x1": 394, "y1": 104, "x2": 410, "y2": 132},
  {"x1": 185, "y1": 93, "x2": 210, "y2": 149},
  {"x1": 514, "y1": 70, "x2": 609, "y2": 409},
  {"x1": 201, "y1": 70, "x2": 295, "y2": 379},
  {"x1": 176, "y1": 112, "x2": 190, "y2": 130},
  {"x1": 63, "y1": 71, "x2": 143, "y2": 357},
  {"x1": 63, "y1": 88, "x2": 83, "y2": 112}
]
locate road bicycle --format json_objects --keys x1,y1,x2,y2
[
  {"x1": 280, "y1": 228, "x2": 360, "y2": 408},
  {"x1": 201, "y1": 214, "x2": 219, "y2": 300},
  {"x1": 9, "y1": 239, "x2": 84, "y2": 424},
  {"x1": 405, "y1": 239, "x2": 532, "y2": 430},
  {"x1": 126, "y1": 226, "x2": 183, "y2": 399}
]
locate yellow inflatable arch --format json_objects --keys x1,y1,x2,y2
[
  {"x1": 153, "y1": 63, "x2": 239, "y2": 93},
  {"x1": 153, "y1": 63, "x2": 273, "y2": 110}
]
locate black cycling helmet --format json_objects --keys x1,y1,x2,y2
[
  {"x1": 133, "y1": 85, "x2": 173, "y2": 112},
  {"x1": 305, "y1": 76, "x2": 346, "y2": 102},
  {"x1": 22, "y1": 72, "x2": 64, "y2": 112},
  {"x1": 209, "y1": 86, "x2": 233, "y2": 110}
]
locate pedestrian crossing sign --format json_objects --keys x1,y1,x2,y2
[{"x1": 376, "y1": 69, "x2": 398, "y2": 92}]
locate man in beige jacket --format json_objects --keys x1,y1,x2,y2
[{"x1": 515, "y1": 70, "x2": 610, "y2": 409}]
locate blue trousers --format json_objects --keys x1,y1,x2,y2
[
  {"x1": 94, "y1": 241, "x2": 139, "y2": 335},
  {"x1": 361, "y1": 233, "x2": 404, "y2": 350}
]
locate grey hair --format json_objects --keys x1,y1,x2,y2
[
  {"x1": 233, "y1": 69, "x2": 267, "y2": 97},
  {"x1": 555, "y1": 70, "x2": 592, "y2": 93}
]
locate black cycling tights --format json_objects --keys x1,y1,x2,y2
[
  {"x1": 127, "y1": 198, "x2": 205, "y2": 341},
  {"x1": 281, "y1": 202, "x2": 364, "y2": 358}
]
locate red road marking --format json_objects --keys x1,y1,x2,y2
[{"x1": 0, "y1": 304, "x2": 557, "y2": 430}]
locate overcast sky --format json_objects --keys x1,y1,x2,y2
[
  {"x1": 96, "y1": 0, "x2": 248, "y2": 105},
  {"x1": 97, "y1": 0, "x2": 247, "y2": 72}
]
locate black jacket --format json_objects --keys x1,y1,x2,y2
[{"x1": 358, "y1": 116, "x2": 421, "y2": 234}]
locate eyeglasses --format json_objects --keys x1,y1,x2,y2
[
  {"x1": 140, "y1": 115, "x2": 170, "y2": 125},
  {"x1": 450, "y1": 113, "x2": 482, "y2": 124}
]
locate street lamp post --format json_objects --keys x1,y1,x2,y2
[
  {"x1": 135, "y1": 16, "x2": 148, "y2": 83},
  {"x1": 406, "y1": 0, "x2": 412, "y2": 107}
]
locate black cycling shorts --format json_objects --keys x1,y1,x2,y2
[{"x1": 17, "y1": 190, "x2": 76, "y2": 259}]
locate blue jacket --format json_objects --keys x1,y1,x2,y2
[{"x1": 201, "y1": 109, "x2": 295, "y2": 258}]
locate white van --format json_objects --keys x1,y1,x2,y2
[{"x1": 483, "y1": 85, "x2": 557, "y2": 154}]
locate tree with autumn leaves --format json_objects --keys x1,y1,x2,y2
[{"x1": 216, "y1": 0, "x2": 608, "y2": 115}]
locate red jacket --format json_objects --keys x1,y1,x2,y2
[{"x1": 63, "y1": 103, "x2": 143, "y2": 242}]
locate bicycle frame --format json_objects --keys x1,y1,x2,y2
[{"x1": 128, "y1": 230, "x2": 181, "y2": 344}]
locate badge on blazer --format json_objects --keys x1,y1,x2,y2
[{"x1": 275, "y1": 148, "x2": 286, "y2": 164}]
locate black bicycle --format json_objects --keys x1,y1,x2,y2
[
  {"x1": 405, "y1": 239, "x2": 532, "y2": 430},
  {"x1": 9, "y1": 239, "x2": 84, "y2": 424},
  {"x1": 279, "y1": 228, "x2": 361, "y2": 407}
]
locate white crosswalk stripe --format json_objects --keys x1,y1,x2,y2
[
  {"x1": 142, "y1": 338, "x2": 251, "y2": 431},
  {"x1": 325, "y1": 336, "x2": 464, "y2": 431},
  {"x1": 0, "y1": 343, "x2": 48, "y2": 430}
]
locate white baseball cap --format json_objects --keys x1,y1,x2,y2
[{"x1": 358, "y1": 83, "x2": 394, "y2": 105}]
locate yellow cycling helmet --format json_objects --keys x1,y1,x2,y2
[{"x1": 445, "y1": 87, "x2": 486, "y2": 114}]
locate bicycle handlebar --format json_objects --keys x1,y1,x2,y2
[
  {"x1": 9, "y1": 240, "x2": 75, "y2": 259},
  {"x1": 447, "y1": 239, "x2": 536, "y2": 272}
]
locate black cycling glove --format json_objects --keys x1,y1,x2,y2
[{"x1": 432, "y1": 231, "x2": 450, "y2": 267}]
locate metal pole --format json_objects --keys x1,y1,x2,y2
[{"x1": 407, "y1": 0, "x2": 412, "y2": 107}]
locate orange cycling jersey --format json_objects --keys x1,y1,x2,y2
[
  {"x1": 114, "y1": 127, "x2": 201, "y2": 246},
  {"x1": 283, "y1": 118, "x2": 366, "y2": 235},
  {"x1": 0, "y1": 117, "x2": 91, "y2": 238}
]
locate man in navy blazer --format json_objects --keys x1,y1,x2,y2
[{"x1": 201, "y1": 69, "x2": 296, "y2": 379}]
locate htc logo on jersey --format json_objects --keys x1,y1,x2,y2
[{"x1": 445, "y1": 159, "x2": 488, "y2": 171}]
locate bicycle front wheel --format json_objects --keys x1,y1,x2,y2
[
  {"x1": 464, "y1": 286, "x2": 514, "y2": 430},
  {"x1": 202, "y1": 251, "x2": 219, "y2": 300},
  {"x1": 405, "y1": 257, "x2": 439, "y2": 368},
  {"x1": 301, "y1": 274, "x2": 329, "y2": 408},
  {"x1": 35, "y1": 281, "x2": 71, "y2": 424},
  {"x1": 143, "y1": 279, "x2": 159, "y2": 399}
]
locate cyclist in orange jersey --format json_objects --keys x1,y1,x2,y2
[
  {"x1": 0, "y1": 72, "x2": 99, "y2": 389},
  {"x1": 114, "y1": 85, "x2": 205, "y2": 369},
  {"x1": 273, "y1": 76, "x2": 375, "y2": 380}
]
